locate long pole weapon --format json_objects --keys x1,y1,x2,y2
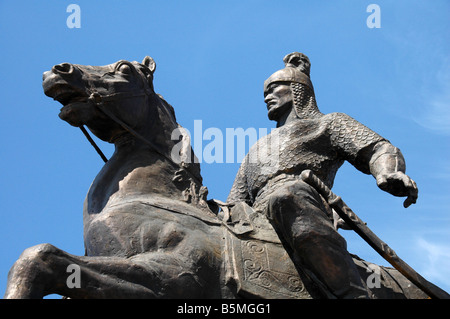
[{"x1": 300, "y1": 170, "x2": 450, "y2": 299}]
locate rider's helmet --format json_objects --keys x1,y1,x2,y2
[{"x1": 264, "y1": 52, "x2": 320, "y2": 118}]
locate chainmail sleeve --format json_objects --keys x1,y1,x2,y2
[
  {"x1": 327, "y1": 113, "x2": 387, "y2": 174},
  {"x1": 227, "y1": 160, "x2": 251, "y2": 205}
]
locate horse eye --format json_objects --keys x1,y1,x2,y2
[{"x1": 118, "y1": 64, "x2": 132, "y2": 74}]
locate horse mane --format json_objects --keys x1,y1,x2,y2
[
  {"x1": 156, "y1": 93, "x2": 177, "y2": 124},
  {"x1": 156, "y1": 94, "x2": 203, "y2": 184},
  {"x1": 137, "y1": 59, "x2": 204, "y2": 185}
]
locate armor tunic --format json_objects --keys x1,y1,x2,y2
[{"x1": 227, "y1": 112, "x2": 386, "y2": 210}]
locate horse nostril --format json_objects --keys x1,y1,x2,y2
[{"x1": 52, "y1": 63, "x2": 74, "y2": 74}]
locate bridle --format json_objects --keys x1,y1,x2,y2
[
  {"x1": 77, "y1": 61, "x2": 155, "y2": 163},
  {"x1": 77, "y1": 62, "x2": 200, "y2": 184}
]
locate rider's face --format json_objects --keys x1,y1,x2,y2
[{"x1": 264, "y1": 82, "x2": 293, "y2": 121}]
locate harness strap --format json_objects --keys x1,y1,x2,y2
[
  {"x1": 78, "y1": 64, "x2": 202, "y2": 185},
  {"x1": 90, "y1": 92, "x2": 168, "y2": 159}
]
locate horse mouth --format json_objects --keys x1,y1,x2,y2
[
  {"x1": 46, "y1": 85, "x2": 89, "y2": 106},
  {"x1": 43, "y1": 72, "x2": 89, "y2": 106}
]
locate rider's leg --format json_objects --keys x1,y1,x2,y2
[{"x1": 266, "y1": 180, "x2": 368, "y2": 299}]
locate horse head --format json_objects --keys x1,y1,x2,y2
[
  {"x1": 42, "y1": 56, "x2": 203, "y2": 201},
  {"x1": 42, "y1": 57, "x2": 162, "y2": 140}
]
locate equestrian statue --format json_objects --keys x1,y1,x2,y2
[{"x1": 4, "y1": 53, "x2": 449, "y2": 299}]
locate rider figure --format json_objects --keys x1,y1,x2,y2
[{"x1": 227, "y1": 52, "x2": 418, "y2": 298}]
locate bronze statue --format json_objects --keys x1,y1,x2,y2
[
  {"x1": 4, "y1": 55, "x2": 447, "y2": 299},
  {"x1": 227, "y1": 52, "x2": 423, "y2": 298}
]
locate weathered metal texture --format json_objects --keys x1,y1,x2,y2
[{"x1": 5, "y1": 53, "x2": 443, "y2": 299}]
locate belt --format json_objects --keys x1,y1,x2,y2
[{"x1": 253, "y1": 173, "x2": 300, "y2": 212}]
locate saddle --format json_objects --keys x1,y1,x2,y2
[
  {"x1": 218, "y1": 201, "x2": 431, "y2": 299},
  {"x1": 219, "y1": 201, "x2": 313, "y2": 299}
]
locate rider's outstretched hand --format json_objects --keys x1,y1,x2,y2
[{"x1": 376, "y1": 172, "x2": 418, "y2": 208}]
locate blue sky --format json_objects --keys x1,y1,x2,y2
[{"x1": 1, "y1": 1, "x2": 449, "y2": 298}]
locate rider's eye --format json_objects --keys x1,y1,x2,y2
[{"x1": 118, "y1": 64, "x2": 132, "y2": 74}]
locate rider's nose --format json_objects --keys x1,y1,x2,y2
[
  {"x1": 264, "y1": 95, "x2": 273, "y2": 104},
  {"x1": 52, "y1": 63, "x2": 74, "y2": 75}
]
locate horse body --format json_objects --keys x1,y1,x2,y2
[
  {"x1": 4, "y1": 56, "x2": 432, "y2": 299},
  {"x1": 4, "y1": 57, "x2": 231, "y2": 299},
  {"x1": 82, "y1": 138, "x2": 228, "y2": 297},
  {"x1": 83, "y1": 138, "x2": 182, "y2": 256}
]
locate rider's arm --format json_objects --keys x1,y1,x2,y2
[
  {"x1": 328, "y1": 113, "x2": 418, "y2": 208},
  {"x1": 368, "y1": 141, "x2": 418, "y2": 207}
]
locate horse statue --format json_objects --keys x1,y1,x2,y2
[{"x1": 4, "y1": 56, "x2": 433, "y2": 299}]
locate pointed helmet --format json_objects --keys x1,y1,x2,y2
[{"x1": 263, "y1": 52, "x2": 313, "y2": 94}]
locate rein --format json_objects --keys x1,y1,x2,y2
[
  {"x1": 78, "y1": 86, "x2": 151, "y2": 163},
  {"x1": 81, "y1": 89, "x2": 172, "y2": 165},
  {"x1": 79, "y1": 126, "x2": 108, "y2": 163},
  {"x1": 78, "y1": 66, "x2": 202, "y2": 184},
  {"x1": 79, "y1": 63, "x2": 161, "y2": 163}
]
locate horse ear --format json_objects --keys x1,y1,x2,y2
[{"x1": 142, "y1": 56, "x2": 156, "y2": 74}]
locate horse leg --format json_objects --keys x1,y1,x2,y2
[{"x1": 4, "y1": 243, "x2": 206, "y2": 299}]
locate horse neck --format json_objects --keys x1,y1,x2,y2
[
  {"x1": 102, "y1": 95, "x2": 202, "y2": 203},
  {"x1": 132, "y1": 94, "x2": 178, "y2": 159},
  {"x1": 108, "y1": 94, "x2": 179, "y2": 173}
]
